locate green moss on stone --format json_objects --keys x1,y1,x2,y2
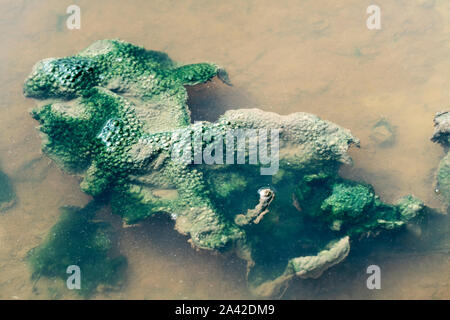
[{"x1": 24, "y1": 40, "x2": 428, "y2": 298}]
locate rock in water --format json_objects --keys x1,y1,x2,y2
[
  {"x1": 24, "y1": 40, "x2": 427, "y2": 297},
  {"x1": 370, "y1": 118, "x2": 396, "y2": 148},
  {"x1": 431, "y1": 111, "x2": 450, "y2": 147},
  {"x1": 431, "y1": 111, "x2": 450, "y2": 206}
]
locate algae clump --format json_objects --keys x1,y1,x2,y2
[
  {"x1": 0, "y1": 169, "x2": 16, "y2": 212},
  {"x1": 28, "y1": 202, "x2": 127, "y2": 297}
]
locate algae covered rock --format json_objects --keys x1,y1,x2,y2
[
  {"x1": 251, "y1": 236, "x2": 350, "y2": 297},
  {"x1": 24, "y1": 40, "x2": 426, "y2": 297},
  {"x1": 24, "y1": 39, "x2": 228, "y2": 171},
  {"x1": 28, "y1": 202, "x2": 127, "y2": 297}
]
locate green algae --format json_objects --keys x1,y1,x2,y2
[
  {"x1": 27, "y1": 202, "x2": 127, "y2": 297},
  {"x1": 200, "y1": 163, "x2": 423, "y2": 296},
  {"x1": 0, "y1": 169, "x2": 16, "y2": 212}
]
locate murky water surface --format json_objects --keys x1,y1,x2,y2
[{"x1": 0, "y1": 0, "x2": 449, "y2": 299}]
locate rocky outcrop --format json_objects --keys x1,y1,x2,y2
[{"x1": 24, "y1": 40, "x2": 426, "y2": 297}]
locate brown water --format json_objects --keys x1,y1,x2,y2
[{"x1": 0, "y1": 0, "x2": 449, "y2": 299}]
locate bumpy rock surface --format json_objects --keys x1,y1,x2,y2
[
  {"x1": 24, "y1": 40, "x2": 426, "y2": 297},
  {"x1": 432, "y1": 111, "x2": 450, "y2": 206},
  {"x1": 432, "y1": 111, "x2": 450, "y2": 147}
]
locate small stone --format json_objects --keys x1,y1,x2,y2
[{"x1": 370, "y1": 118, "x2": 396, "y2": 148}]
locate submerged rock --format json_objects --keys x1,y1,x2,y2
[
  {"x1": 24, "y1": 40, "x2": 426, "y2": 297},
  {"x1": 370, "y1": 118, "x2": 396, "y2": 148},
  {"x1": 0, "y1": 169, "x2": 16, "y2": 212}
]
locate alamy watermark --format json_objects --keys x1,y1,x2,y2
[
  {"x1": 66, "y1": 265, "x2": 81, "y2": 290},
  {"x1": 66, "y1": 5, "x2": 81, "y2": 30},
  {"x1": 65, "y1": 4, "x2": 381, "y2": 31},
  {"x1": 366, "y1": 5, "x2": 381, "y2": 30},
  {"x1": 170, "y1": 128, "x2": 280, "y2": 175},
  {"x1": 366, "y1": 265, "x2": 381, "y2": 289}
]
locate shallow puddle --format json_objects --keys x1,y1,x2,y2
[{"x1": 0, "y1": 0, "x2": 448, "y2": 299}]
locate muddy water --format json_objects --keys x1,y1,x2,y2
[{"x1": 0, "y1": 0, "x2": 449, "y2": 299}]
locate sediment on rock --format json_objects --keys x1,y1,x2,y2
[{"x1": 24, "y1": 40, "x2": 428, "y2": 297}]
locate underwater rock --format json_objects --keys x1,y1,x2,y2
[
  {"x1": 436, "y1": 153, "x2": 450, "y2": 206},
  {"x1": 24, "y1": 40, "x2": 426, "y2": 297},
  {"x1": 370, "y1": 118, "x2": 396, "y2": 148},
  {"x1": 27, "y1": 202, "x2": 127, "y2": 297},
  {"x1": 0, "y1": 169, "x2": 16, "y2": 212},
  {"x1": 251, "y1": 236, "x2": 350, "y2": 297}
]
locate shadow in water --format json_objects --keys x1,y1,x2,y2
[
  {"x1": 107, "y1": 212, "x2": 250, "y2": 299},
  {"x1": 187, "y1": 77, "x2": 256, "y2": 122}
]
